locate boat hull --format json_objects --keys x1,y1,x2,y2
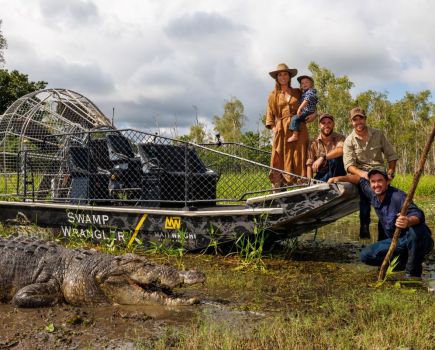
[{"x1": 0, "y1": 183, "x2": 359, "y2": 251}]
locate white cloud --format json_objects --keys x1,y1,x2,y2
[
  {"x1": 39, "y1": 0, "x2": 99, "y2": 28},
  {"x1": 0, "y1": 0, "x2": 433, "y2": 132}
]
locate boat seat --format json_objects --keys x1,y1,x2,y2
[
  {"x1": 138, "y1": 143, "x2": 208, "y2": 172},
  {"x1": 66, "y1": 146, "x2": 109, "y2": 203},
  {"x1": 138, "y1": 143, "x2": 217, "y2": 206},
  {"x1": 104, "y1": 134, "x2": 143, "y2": 201},
  {"x1": 88, "y1": 138, "x2": 113, "y2": 171},
  {"x1": 106, "y1": 133, "x2": 135, "y2": 161}
]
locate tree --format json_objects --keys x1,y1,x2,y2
[
  {"x1": 240, "y1": 131, "x2": 260, "y2": 148},
  {"x1": 188, "y1": 123, "x2": 207, "y2": 144},
  {"x1": 304, "y1": 62, "x2": 434, "y2": 174},
  {"x1": 308, "y1": 62, "x2": 354, "y2": 135},
  {"x1": 389, "y1": 91, "x2": 434, "y2": 173},
  {"x1": 258, "y1": 113, "x2": 272, "y2": 149},
  {"x1": 0, "y1": 20, "x2": 7, "y2": 65},
  {"x1": 213, "y1": 97, "x2": 246, "y2": 142},
  {"x1": 0, "y1": 69, "x2": 47, "y2": 114}
]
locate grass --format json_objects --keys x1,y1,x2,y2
[
  {"x1": 216, "y1": 171, "x2": 271, "y2": 201},
  {"x1": 0, "y1": 173, "x2": 433, "y2": 348},
  {"x1": 233, "y1": 217, "x2": 268, "y2": 271},
  {"x1": 145, "y1": 229, "x2": 188, "y2": 269},
  {"x1": 139, "y1": 253, "x2": 435, "y2": 350},
  {"x1": 391, "y1": 175, "x2": 435, "y2": 228},
  {"x1": 2, "y1": 171, "x2": 435, "y2": 204},
  {"x1": 391, "y1": 174, "x2": 435, "y2": 196},
  {"x1": 0, "y1": 198, "x2": 433, "y2": 349},
  {"x1": 149, "y1": 293, "x2": 434, "y2": 349}
]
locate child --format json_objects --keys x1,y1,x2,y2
[{"x1": 287, "y1": 75, "x2": 318, "y2": 142}]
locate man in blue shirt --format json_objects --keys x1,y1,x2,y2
[{"x1": 329, "y1": 167, "x2": 433, "y2": 277}]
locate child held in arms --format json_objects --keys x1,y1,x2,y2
[{"x1": 287, "y1": 75, "x2": 318, "y2": 143}]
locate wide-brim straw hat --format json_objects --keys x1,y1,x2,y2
[{"x1": 269, "y1": 63, "x2": 298, "y2": 79}]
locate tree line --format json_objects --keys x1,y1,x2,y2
[
  {"x1": 0, "y1": 21, "x2": 433, "y2": 174},
  {"x1": 184, "y1": 62, "x2": 434, "y2": 175}
]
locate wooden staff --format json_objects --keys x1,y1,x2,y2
[{"x1": 378, "y1": 122, "x2": 435, "y2": 281}]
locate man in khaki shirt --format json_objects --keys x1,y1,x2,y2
[
  {"x1": 343, "y1": 107, "x2": 398, "y2": 239},
  {"x1": 307, "y1": 113, "x2": 346, "y2": 182}
]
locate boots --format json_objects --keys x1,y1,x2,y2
[{"x1": 359, "y1": 223, "x2": 371, "y2": 239}]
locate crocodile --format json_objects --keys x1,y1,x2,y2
[{"x1": 0, "y1": 236, "x2": 205, "y2": 307}]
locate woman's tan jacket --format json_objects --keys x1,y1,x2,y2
[{"x1": 265, "y1": 87, "x2": 309, "y2": 185}]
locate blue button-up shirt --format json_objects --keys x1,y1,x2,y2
[
  {"x1": 358, "y1": 178, "x2": 426, "y2": 238},
  {"x1": 301, "y1": 88, "x2": 318, "y2": 114}
]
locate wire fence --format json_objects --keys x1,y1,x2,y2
[{"x1": 1, "y1": 128, "x2": 315, "y2": 207}]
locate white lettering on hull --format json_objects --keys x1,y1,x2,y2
[
  {"x1": 61, "y1": 225, "x2": 128, "y2": 242},
  {"x1": 67, "y1": 212, "x2": 109, "y2": 225},
  {"x1": 158, "y1": 231, "x2": 197, "y2": 241}
]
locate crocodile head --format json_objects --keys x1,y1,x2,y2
[{"x1": 62, "y1": 252, "x2": 205, "y2": 306}]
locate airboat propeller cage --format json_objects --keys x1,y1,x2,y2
[
  {"x1": 0, "y1": 88, "x2": 359, "y2": 251},
  {"x1": 0, "y1": 88, "x2": 112, "y2": 185}
]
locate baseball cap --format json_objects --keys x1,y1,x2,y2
[
  {"x1": 367, "y1": 166, "x2": 388, "y2": 179},
  {"x1": 349, "y1": 107, "x2": 366, "y2": 120},
  {"x1": 319, "y1": 113, "x2": 334, "y2": 122},
  {"x1": 297, "y1": 75, "x2": 314, "y2": 83}
]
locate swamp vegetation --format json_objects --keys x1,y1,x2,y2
[{"x1": 0, "y1": 176, "x2": 434, "y2": 349}]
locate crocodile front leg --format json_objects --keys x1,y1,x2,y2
[{"x1": 12, "y1": 280, "x2": 63, "y2": 307}]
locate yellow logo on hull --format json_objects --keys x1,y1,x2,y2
[{"x1": 164, "y1": 216, "x2": 181, "y2": 230}]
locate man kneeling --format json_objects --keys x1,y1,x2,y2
[{"x1": 328, "y1": 167, "x2": 433, "y2": 278}]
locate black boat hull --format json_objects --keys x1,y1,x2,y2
[{"x1": 0, "y1": 183, "x2": 359, "y2": 251}]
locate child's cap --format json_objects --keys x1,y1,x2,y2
[{"x1": 297, "y1": 75, "x2": 314, "y2": 84}]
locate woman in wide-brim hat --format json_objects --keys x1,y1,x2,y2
[{"x1": 265, "y1": 63, "x2": 315, "y2": 188}]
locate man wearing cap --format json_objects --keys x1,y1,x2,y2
[
  {"x1": 343, "y1": 107, "x2": 399, "y2": 239},
  {"x1": 328, "y1": 167, "x2": 433, "y2": 278},
  {"x1": 306, "y1": 113, "x2": 346, "y2": 182}
]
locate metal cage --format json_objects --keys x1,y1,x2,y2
[{"x1": 0, "y1": 88, "x2": 112, "y2": 199}]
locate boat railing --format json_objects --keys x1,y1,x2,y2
[{"x1": 0, "y1": 128, "x2": 321, "y2": 207}]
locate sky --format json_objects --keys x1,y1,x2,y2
[{"x1": 0, "y1": 0, "x2": 434, "y2": 136}]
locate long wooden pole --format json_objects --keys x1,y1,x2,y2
[{"x1": 378, "y1": 122, "x2": 435, "y2": 281}]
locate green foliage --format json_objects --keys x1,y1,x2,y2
[
  {"x1": 373, "y1": 255, "x2": 400, "y2": 287},
  {"x1": 307, "y1": 61, "x2": 354, "y2": 136},
  {"x1": 0, "y1": 69, "x2": 47, "y2": 114},
  {"x1": 189, "y1": 122, "x2": 207, "y2": 144},
  {"x1": 392, "y1": 174, "x2": 435, "y2": 196},
  {"x1": 240, "y1": 130, "x2": 260, "y2": 148},
  {"x1": 150, "y1": 258, "x2": 435, "y2": 350},
  {"x1": 234, "y1": 218, "x2": 268, "y2": 271},
  {"x1": 146, "y1": 230, "x2": 187, "y2": 269},
  {"x1": 213, "y1": 97, "x2": 246, "y2": 142},
  {"x1": 202, "y1": 224, "x2": 221, "y2": 255},
  {"x1": 304, "y1": 62, "x2": 434, "y2": 174},
  {"x1": 44, "y1": 322, "x2": 55, "y2": 333}
]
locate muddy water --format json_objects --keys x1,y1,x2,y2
[
  {"x1": 0, "y1": 213, "x2": 434, "y2": 349},
  {"x1": 0, "y1": 303, "x2": 197, "y2": 349}
]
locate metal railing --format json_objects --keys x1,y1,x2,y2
[{"x1": 1, "y1": 128, "x2": 317, "y2": 207}]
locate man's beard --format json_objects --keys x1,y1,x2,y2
[{"x1": 321, "y1": 129, "x2": 332, "y2": 137}]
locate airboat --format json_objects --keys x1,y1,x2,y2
[{"x1": 0, "y1": 88, "x2": 359, "y2": 250}]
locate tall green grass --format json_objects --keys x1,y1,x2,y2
[
  {"x1": 147, "y1": 289, "x2": 435, "y2": 350},
  {"x1": 392, "y1": 174, "x2": 435, "y2": 196}
]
